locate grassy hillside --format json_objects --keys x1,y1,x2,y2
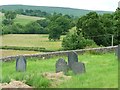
[
  {"x1": 2, "y1": 53, "x2": 118, "y2": 88},
  {"x1": 0, "y1": 12, "x2": 44, "y2": 25},
  {"x1": 2, "y1": 34, "x2": 64, "y2": 51},
  {"x1": 0, "y1": 5, "x2": 113, "y2": 17}
]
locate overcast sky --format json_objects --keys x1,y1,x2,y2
[{"x1": 1, "y1": 0, "x2": 120, "y2": 11}]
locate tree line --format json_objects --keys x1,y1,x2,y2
[
  {"x1": 1, "y1": 9, "x2": 51, "y2": 17},
  {"x1": 1, "y1": 8, "x2": 120, "y2": 50},
  {"x1": 62, "y1": 8, "x2": 120, "y2": 50}
]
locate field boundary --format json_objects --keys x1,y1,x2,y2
[{"x1": 1, "y1": 46, "x2": 117, "y2": 62}]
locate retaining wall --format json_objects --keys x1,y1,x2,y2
[{"x1": 0, "y1": 46, "x2": 117, "y2": 62}]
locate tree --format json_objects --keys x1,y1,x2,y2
[
  {"x1": 114, "y1": 8, "x2": 120, "y2": 44},
  {"x1": 77, "y1": 12, "x2": 111, "y2": 46},
  {"x1": 4, "y1": 11, "x2": 17, "y2": 20},
  {"x1": 48, "y1": 23, "x2": 62, "y2": 41},
  {"x1": 62, "y1": 28, "x2": 96, "y2": 50},
  {"x1": 25, "y1": 22, "x2": 43, "y2": 34},
  {"x1": 2, "y1": 23, "x2": 24, "y2": 34},
  {"x1": 2, "y1": 11, "x2": 17, "y2": 25},
  {"x1": 2, "y1": 19, "x2": 13, "y2": 25}
]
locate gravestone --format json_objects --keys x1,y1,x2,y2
[
  {"x1": 16, "y1": 56, "x2": 26, "y2": 72},
  {"x1": 115, "y1": 45, "x2": 120, "y2": 60},
  {"x1": 68, "y1": 51, "x2": 78, "y2": 69},
  {"x1": 71, "y1": 62, "x2": 85, "y2": 74},
  {"x1": 118, "y1": 44, "x2": 120, "y2": 60},
  {"x1": 115, "y1": 46, "x2": 118, "y2": 56},
  {"x1": 56, "y1": 58, "x2": 68, "y2": 74}
]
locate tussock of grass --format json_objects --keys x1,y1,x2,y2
[{"x1": 2, "y1": 53, "x2": 118, "y2": 88}]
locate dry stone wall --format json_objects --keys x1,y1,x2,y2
[{"x1": 0, "y1": 46, "x2": 117, "y2": 62}]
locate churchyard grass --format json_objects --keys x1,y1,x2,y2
[{"x1": 2, "y1": 53, "x2": 118, "y2": 88}]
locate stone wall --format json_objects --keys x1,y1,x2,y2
[{"x1": 0, "y1": 46, "x2": 117, "y2": 62}]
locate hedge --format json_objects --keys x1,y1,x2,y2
[{"x1": 0, "y1": 46, "x2": 54, "y2": 52}]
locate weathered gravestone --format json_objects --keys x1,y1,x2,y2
[
  {"x1": 56, "y1": 58, "x2": 68, "y2": 74},
  {"x1": 115, "y1": 46, "x2": 118, "y2": 56},
  {"x1": 115, "y1": 45, "x2": 120, "y2": 60},
  {"x1": 16, "y1": 56, "x2": 26, "y2": 72},
  {"x1": 118, "y1": 44, "x2": 120, "y2": 60},
  {"x1": 71, "y1": 62, "x2": 85, "y2": 74},
  {"x1": 68, "y1": 51, "x2": 78, "y2": 69}
]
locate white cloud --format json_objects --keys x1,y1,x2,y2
[{"x1": 1, "y1": 0, "x2": 119, "y2": 11}]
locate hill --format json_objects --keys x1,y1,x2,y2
[
  {"x1": 0, "y1": 12, "x2": 44, "y2": 25},
  {"x1": 0, "y1": 5, "x2": 113, "y2": 17}
]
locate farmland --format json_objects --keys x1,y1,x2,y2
[
  {"x1": 2, "y1": 53, "x2": 118, "y2": 88},
  {"x1": 2, "y1": 34, "x2": 64, "y2": 51}
]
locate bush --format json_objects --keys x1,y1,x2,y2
[{"x1": 62, "y1": 30, "x2": 96, "y2": 50}]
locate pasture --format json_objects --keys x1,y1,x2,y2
[
  {"x1": 0, "y1": 12, "x2": 44, "y2": 25},
  {"x1": 2, "y1": 53, "x2": 118, "y2": 88},
  {"x1": 2, "y1": 34, "x2": 64, "y2": 51}
]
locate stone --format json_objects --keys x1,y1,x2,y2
[
  {"x1": 115, "y1": 45, "x2": 120, "y2": 60},
  {"x1": 16, "y1": 56, "x2": 26, "y2": 72},
  {"x1": 71, "y1": 62, "x2": 85, "y2": 74},
  {"x1": 115, "y1": 47, "x2": 118, "y2": 56},
  {"x1": 68, "y1": 51, "x2": 78, "y2": 69},
  {"x1": 118, "y1": 44, "x2": 120, "y2": 60},
  {"x1": 56, "y1": 58, "x2": 68, "y2": 74}
]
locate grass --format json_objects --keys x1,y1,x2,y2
[
  {"x1": 2, "y1": 34, "x2": 65, "y2": 51},
  {"x1": 14, "y1": 14, "x2": 45, "y2": 25},
  {"x1": 2, "y1": 53, "x2": 118, "y2": 88},
  {"x1": 1, "y1": 49, "x2": 40, "y2": 57},
  {"x1": 0, "y1": 12, "x2": 44, "y2": 25}
]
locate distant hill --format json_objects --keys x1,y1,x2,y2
[
  {"x1": 0, "y1": 5, "x2": 113, "y2": 17},
  {"x1": 0, "y1": 12, "x2": 44, "y2": 25}
]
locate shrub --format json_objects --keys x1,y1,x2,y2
[{"x1": 62, "y1": 30, "x2": 96, "y2": 50}]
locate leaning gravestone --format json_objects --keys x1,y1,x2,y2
[
  {"x1": 16, "y1": 56, "x2": 26, "y2": 72},
  {"x1": 71, "y1": 62, "x2": 85, "y2": 74},
  {"x1": 68, "y1": 51, "x2": 78, "y2": 69},
  {"x1": 56, "y1": 58, "x2": 68, "y2": 74}
]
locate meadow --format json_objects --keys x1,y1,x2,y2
[
  {"x1": 2, "y1": 53, "x2": 118, "y2": 88},
  {"x1": 0, "y1": 12, "x2": 44, "y2": 25},
  {"x1": 2, "y1": 34, "x2": 64, "y2": 51}
]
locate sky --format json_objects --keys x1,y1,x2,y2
[{"x1": 0, "y1": 0, "x2": 120, "y2": 11}]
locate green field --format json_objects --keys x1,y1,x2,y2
[
  {"x1": 0, "y1": 12, "x2": 44, "y2": 25},
  {"x1": 2, "y1": 34, "x2": 64, "y2": 51},
  {"x1": 2, "y1": 53, "x2": 118, "y2": 88}
]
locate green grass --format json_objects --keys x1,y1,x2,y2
[
  {"x1": 2, "y1": 53, "x2": 118, "y2": 88},
  {"x1": 2, "y1": 34, "x2": 65, "y2": 51},
  {"x1": 14, "y1": 14, "x2": 45, "y2": 25},
  {"x1": 0, "y1": 12, "x2": 44, "y2": 25}
]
